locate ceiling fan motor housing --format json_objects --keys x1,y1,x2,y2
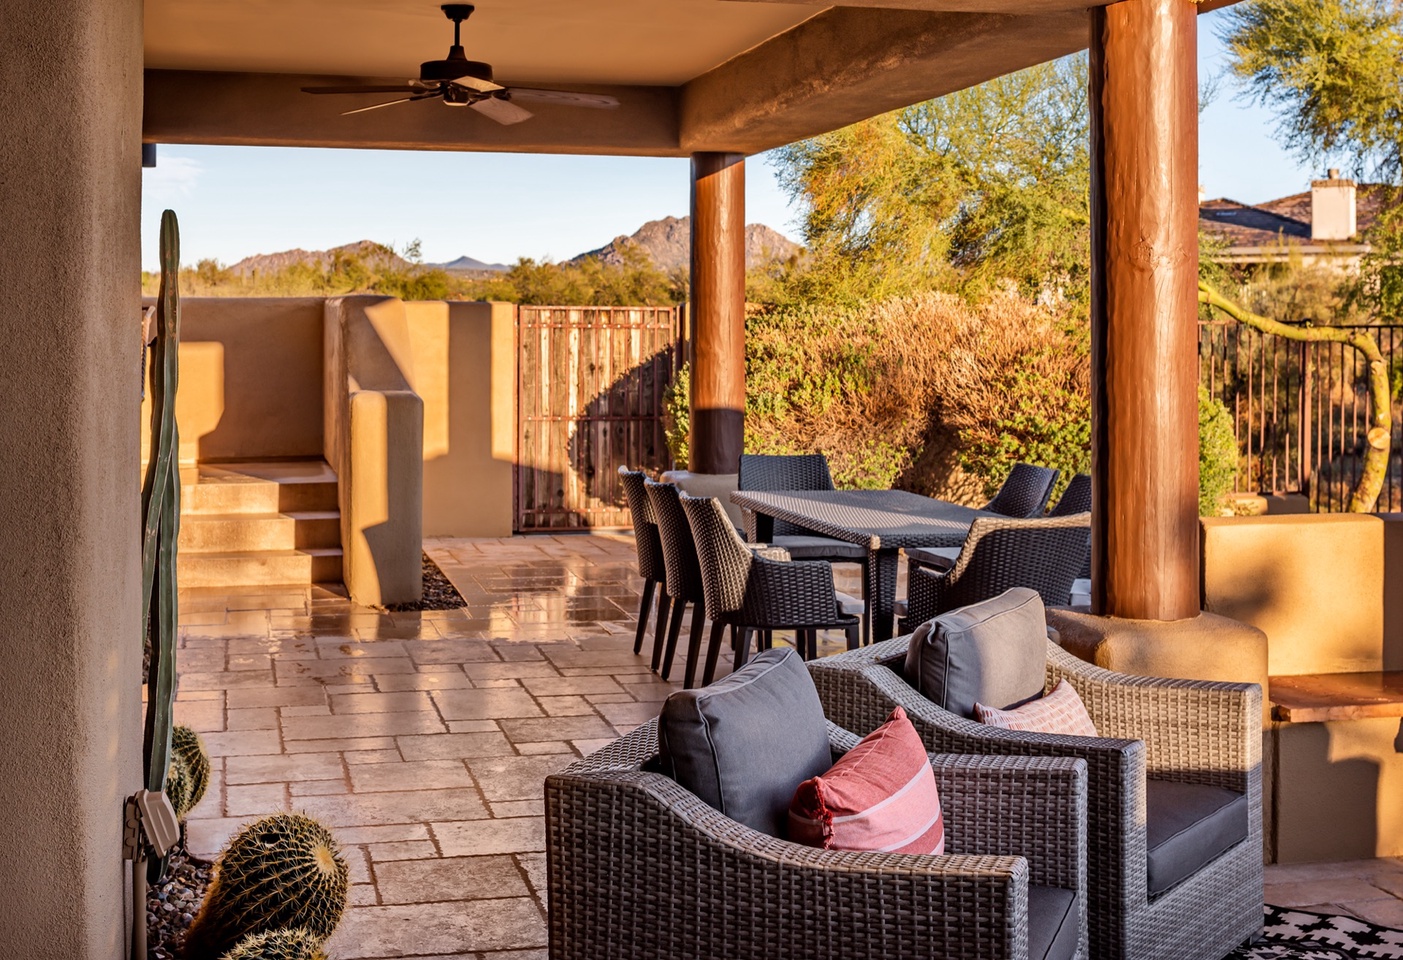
[{"x1": 420, "y1": 54, "x2": 493, "y2": 83}]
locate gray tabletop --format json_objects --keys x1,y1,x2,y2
[{"x1": 728, "y1": 489, "x2": 996, "y2": 550}]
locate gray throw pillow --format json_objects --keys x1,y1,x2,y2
[
  {"x1": 657, "y1": 647, "x2": 832, "y2": 838},
  {"x1": 904, "y1": 587, "x2": 1048, "y2": 719}
]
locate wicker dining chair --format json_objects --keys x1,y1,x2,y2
[
  {"x1": 738, "y1": 452, "x2": 872, "y2": 635},
  {"x1": 898, "y1": 514, "x2": 1091, "y2": 635},
  {"x1": 618, "y1": 467, "x2": 670, "y2": 665},
  {"x1": 681, "y1": 493, "x2": 859, "y2": 682},
  {"x1": 645, "y1": 479, "x2": 712, "y2": 686},
  {"x1": 809, "y1": 627, "x2": 1263, "y2": 960},
  {"x1": 546, "y1": 718, "x2": 1090, "y2": 960},
  {"x1": 1048, "y1": 474, "x2": 1093, "y2": 580},
  {"x1": 986, "y1": 462, "x2": 1060, "y2": 518}
]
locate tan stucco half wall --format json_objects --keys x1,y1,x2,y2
[
  {"x1": 324, "y1": 296, "x2": 424, "y2": 606},
  {"x1": 1202, "y1": 514, "x2": 1386, "y2": 676},
  {"x1": 140, "y1": 297, "x2": 325, "y2": 464},
  {"x1": 0, "y1": 0, "x2": 144, "y2": 956},
  {"x1": 405, "y1": 301, "x2": 516, "y2": 538}
]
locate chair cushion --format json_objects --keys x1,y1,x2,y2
[
  {"x1": 905, "y1": 545, "x2": 961, "y2": 570},
  {"x1": 788, "y1": 706, "x2": 945, "y2": 855},
  {"x1": 657, "y1": 647, "x2": 832, "y2": 838},
  {"x1": 975, "y1": 679, "x2": 1099, "y2": 737},
  {"x1": 1145, "y1": 779, "x2": 1250, "y2": 896},
  {"x1": 904, "y1": 588, "x2": 1049, "y2": 719},
  {"x1": 772, "y1": 535, "x2": 868, "y2": 560},
  {"x1": 1028, "y1": 885, "x2": 1080, "y2": 960}
]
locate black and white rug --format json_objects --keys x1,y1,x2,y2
[{"x1": 1227, "y1": 905, "x2": 1403, "y2": 959}]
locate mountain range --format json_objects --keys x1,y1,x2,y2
[{"x1": 224, "y1": 217, "x2": 801, "y2": 278}]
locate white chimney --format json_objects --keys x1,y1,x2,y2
[{"x1": 1311, "y1": 168, "x2": 1357, "y2": 241}]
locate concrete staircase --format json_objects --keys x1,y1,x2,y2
[{"x1": 178, "y1": 460, "x2": 343, "y2": 588}]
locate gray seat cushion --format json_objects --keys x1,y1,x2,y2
[
  {"x1": 772, "y1": 534, "x2": 868, "y2": 560},
  {"x1": 657, "y1": 648, "x2": 832, "y2": 838},
  {"x1": 905, "y1": 545, "x2": 961, "y2": 570},
  {"x1": 904, "y1": 587, "x2": 1048, "y2": 719},
  {"x1": 1145, "y1": 779, "x2": 1250, "y2": 896},
  {"x1": 1028, "y1": 885, "x2": 1079, "y2": 960}
]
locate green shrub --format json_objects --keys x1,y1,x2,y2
[
  {"x1": 662, "y1": 363, "x2": 690, "y2": 469},
  {"x1": 1198, "y1": 385, "x2": 1238, "y2": 516}
]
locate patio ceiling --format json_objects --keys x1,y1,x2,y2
[{"x1": 143, "y1": 1, "x2": 1238, "y2": 156}]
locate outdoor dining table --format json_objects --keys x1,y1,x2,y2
[{"x1": 728, "y1": 488, "x2": 1000, "y2": 644}]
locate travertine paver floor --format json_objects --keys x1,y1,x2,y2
[{"x1": 176, "y1": 533, "x2": 1403, "y2": 960}]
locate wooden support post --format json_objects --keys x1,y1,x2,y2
[
  {"x1": 689, "y1": 152, "x2": 747, "y2": 475},
  {"x1": 1089, "y1": 0, "x2": 1201, "y2": 620}
]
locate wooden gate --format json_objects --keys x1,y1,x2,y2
[{"x1": 515, "y1": 305, "x2": 680, "y2": 531}]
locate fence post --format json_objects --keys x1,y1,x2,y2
[{"x1": 1299, "y1": 340, "x2": 1312, "y2": 499}]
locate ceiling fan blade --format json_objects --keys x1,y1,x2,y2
[
  {"x1": 451, "y1": 75, "x2": 505, "y2": 94},
  {"x1": 469, "y1": 97, "x2": 534, "y2": 125},
  {"x1": 303, "y1": 84, "x2": 421, "y2": 95},
  {"x1": 341, "y1": 92, "x2": 441, "y2": 116},
  {"x1": 506, "y1": 88, "x2": 620, "y2": 109}
]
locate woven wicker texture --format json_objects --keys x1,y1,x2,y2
[
  {"x1": 1048, "y1": 474, "x2": 1093, "y2": 517},
  {"x1": 739, "y1": 453, "x2": 836, "y2": 538},
  {"x1": 809, "y1": 638, "x2": 1264, "y2": 960},
  {"x1": 986, "y1": 463, "x2": 1060, "y2": 518},
  {"x1": 546, "y1": 718, "x2": 1090, "y2": 960},
  {"x1": 900, "y1": 513, "x2": 1092, "y2": 633},
  {"x1": 618, "y1": 467, "x2": 668, "y2": 659}
]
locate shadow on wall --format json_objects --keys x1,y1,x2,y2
[{"x1": 1274, "y1": 721, "x2": 1382, "y2": 862}]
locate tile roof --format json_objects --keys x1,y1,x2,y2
[{"x1": 1199, "y1": 184, "x2": 1389, "y2": 248}]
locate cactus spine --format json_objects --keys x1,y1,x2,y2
[
  {"x1": 185, "y1": 814, "x2": 349, "y2": 959},
  {"x1": 219, "y1": 928, "x2": 329, "y2": 960},
  {"x1": 171, "y1": 724, "x2": 211, "y2": 817}
]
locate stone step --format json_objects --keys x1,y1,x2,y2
[
  {"x1": 178, "y1": 511, "x2": 341, "y2": 554},
  {"x1": 181, "y1": 460, "x2": 339, "y2": 516},
  {"x1": 178, "y1": 548, "x2": 343, "y2": 589}
]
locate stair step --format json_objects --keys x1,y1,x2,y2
[
  {"x1": 179, "y1": 511, "x2": 341, "y2": 553},
  {"x1": 178, "y1": 548, "x2": 343, "y2": 589},
  {"x1": 182, "y1": 460, "x2": 339, "y2": 516}
]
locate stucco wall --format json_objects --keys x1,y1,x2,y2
[
  {"x1": 141, "y1": 297, "x2": 324, "y2": 463},
  {"x1": 0, "y1": 0, "x2": 144, "y2": 956},
  {"x1": 408, "y1": 301, "x2": 516, "y2": 538}
]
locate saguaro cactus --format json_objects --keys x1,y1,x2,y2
[{"x1": 141, "y1": 209, "x2": 183, "y2": 879}]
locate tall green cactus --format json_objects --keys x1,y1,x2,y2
[{"x1": 141, "y1": 209, "x2": 182, "y2": 881}]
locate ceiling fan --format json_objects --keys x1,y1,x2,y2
[{"x1": 301, "y1": 4, "x2": 619, "y2": 125}]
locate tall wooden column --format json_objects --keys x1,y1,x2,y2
[
  {"x1": 1089, "y1": 0, "x2": 1201, "y2": 620},
  {"x1": 689, "y1": 152, "x2": 747, "y2": 474}
]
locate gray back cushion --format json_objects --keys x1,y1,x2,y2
[
  {"x1": 905, "y1": 587, "x2": 1048, "y2": 718},
  {"x1": 658, "y1": 648, "x2": 832, "y2": 838}
]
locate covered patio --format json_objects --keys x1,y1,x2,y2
[{"x1": 3, "y1": 0, "x2": 1390, "y2": 957}]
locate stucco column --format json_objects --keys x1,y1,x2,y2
[
  {"x1": 1089, "y1": 0, "x2": 1201, "y2": 620},
  {"x1": 0, "y1": 0, "x2": 144, "y2": 956},
  {"x1": 689, "y1": 153, "x2": 746, "y2": 474}
]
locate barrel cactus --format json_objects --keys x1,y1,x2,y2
[
  {"x1": 166, "y1": 751, "x2": 193, "y2": 821},
  {"x1": 171, "y1": 724, "x2": 211, "y2": 814},
  {"x1": 219, "y1": 928, "x2": 328, "y2": 960},
  {"x1": 184, "y1": 813, "x2": 349, "y2": 959}
]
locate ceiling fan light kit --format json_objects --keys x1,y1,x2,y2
[{"x1": 300, "y1": 3, "x2": 620, "y2": 125}]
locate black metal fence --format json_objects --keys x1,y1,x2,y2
[{"x1": 1197, "y1": 320, "x2": 1403, "y2": 512}]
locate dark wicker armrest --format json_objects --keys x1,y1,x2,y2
[
  {"x1": 1047, "y1": 642, "x2": 1261, "y2": 791},
  {"x1": 547, "y1": 767, "x2": 1034, "y2": 960},
  {"x1": 899, "y1": 564, "x2": 948, "y2": 633},
  {"x1": 744, "y1": 556, "x2": 847, "y2": 627},
  {"x1": 931, "y1": 754, "x2": 1087, "y2": 894}
]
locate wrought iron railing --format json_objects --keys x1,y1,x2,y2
[{"x1": 1198, "y1": 320, "x2": 1403, "y2": 512}]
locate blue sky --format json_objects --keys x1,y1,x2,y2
[{"x1": 141, "y1": 11, "x2": 1323, "y2": 271}]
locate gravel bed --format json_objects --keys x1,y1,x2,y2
[
  {"x1": 385, "y1": 552, "x2": 468, "y2": 612},
  {"x1": 147, "y1": 845, "x2": 211, "y2": 960}
]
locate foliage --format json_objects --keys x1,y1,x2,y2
[
  {"x1": 770, "y1": 56, "x2": 1091, "y2": 309},
  {"x1": 473, "y1": 244, "x2": 685, "y2": 305},
  {"x1": 221, "y1": 929, "x2": 328, "y2": 960},
  {"x1": 662, "y1": 362, "x2": 690, "y2": 468},
  {"x1": 186, "y1": 813, "x2": 349, "y2": 959},
  {"x1": 1198, "y1": 386, "x2": 1239, "y2": 516}
]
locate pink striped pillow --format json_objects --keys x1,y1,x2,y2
[
  {"x1": 975, "y1": 679, "x2": 1098, "y2": 737},
  {"x1": 788, "y1": 706, "x2": 945, "y2": 855}
]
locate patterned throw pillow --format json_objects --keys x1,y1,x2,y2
[
  {"x1": 787, "y1": 707, "x2": 945, "y2": 854},
  {"x1": 975, "y1": 679, "x2": 1099, "y2": 737}
]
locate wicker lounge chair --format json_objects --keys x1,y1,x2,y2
[
  {"x1": 618, "y1": 467, "x2": 670, "y2": 665},
  {"x1": 900, "y1": 514, "x2": 1091, "y2": 634},
  {"x1": 809, "y1": 630, "x2": 1263, "y2": 960},
  {"x1": 681, "y1": 493, "x2": 859, "y2": 680},
  {"x1": 986, "y1": 462, "x2": 1060, "y2": 518},
  {"x1": 546, "y1": 718, "x2": 1090, "y2": 960}
]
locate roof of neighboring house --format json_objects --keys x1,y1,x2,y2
[{"x1": 1199, "y1": 185, "x2": 1389, "y2": 248}]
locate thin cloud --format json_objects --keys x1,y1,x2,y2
[{"x1": 143, "y1": 155, "x2": 203, "y2": 202}]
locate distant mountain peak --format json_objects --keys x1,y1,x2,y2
[{"x1": 575, "y1": 216, "x2": 801, "y2": 272}]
